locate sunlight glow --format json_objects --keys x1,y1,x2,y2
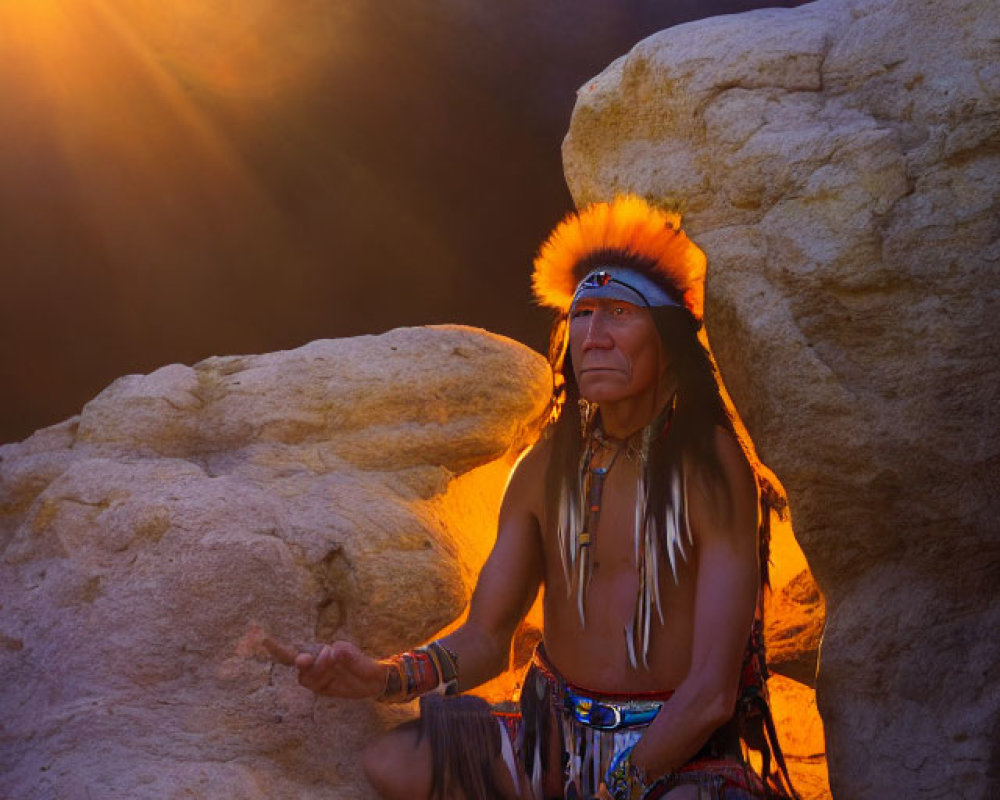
[
  {"x1": 0, "y1": 0, "x2": 326, "y2": 283},
  {"x1": 106, "y1": 0, "x2": 353, "y2": 98}
]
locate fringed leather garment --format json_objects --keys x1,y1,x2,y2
[
  {"x1": 419, "y1": 693, "x2": 520, "y2": 800},
  {"x1": 419, "y1": 630, "x2": 797, "y2": 800},
  {"x1": 516, "y1": 644, "x2": 795, "y2": 800}
]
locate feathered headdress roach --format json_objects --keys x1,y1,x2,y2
[{"x1": 532, "y1": 194, "x2": 707, "y2": 321}]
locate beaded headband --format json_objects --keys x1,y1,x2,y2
[{"x1": 570, "y1": 268, "x2": 682, "y2": 312}]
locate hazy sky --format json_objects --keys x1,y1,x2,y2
[{"x1": 0, "y1": 0, "x2": 803, "y2": 443}]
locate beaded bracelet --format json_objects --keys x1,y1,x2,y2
[
  {"x1": 377, "y1": 640, "x2": 459, "y2": 703},
  {"x1": 605, "y1": 745, "x2": 655, "y2": 800}
]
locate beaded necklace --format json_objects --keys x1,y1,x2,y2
[{"x1": 556, "y1": 395, "x2": 689, "y2": 669}]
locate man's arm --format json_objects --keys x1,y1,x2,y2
[
  {"x1": 436, "y1": 446, "x2": 545, "y2": 690},
  {"x1": 628, "y1": 427, "x2": 760, "y2": 778},
  {"x1": 295, "y1": 443, "x2": 546, "y2": 698}
]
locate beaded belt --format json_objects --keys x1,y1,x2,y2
[
  {"x1": 531, "y1": 646, "x2": 673, "y2": 732},
  {"x1": 562, "y1": 686, "x2": 663, "y2": 731}
]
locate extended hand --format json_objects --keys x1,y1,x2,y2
[{"x1": 293, "y1": 640, "x2": 386, "y2": 699}]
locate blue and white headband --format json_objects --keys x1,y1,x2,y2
[{"x1": 570, "y1": 268, "x2": 682, "y2": 313}]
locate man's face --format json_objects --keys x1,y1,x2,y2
[{"x1": 568, "y1": 297, "x2": 667, "y2": 405}]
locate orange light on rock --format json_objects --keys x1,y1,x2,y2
[{"x1": 764, "y1": 513, "x2": 829, "y2": 799}]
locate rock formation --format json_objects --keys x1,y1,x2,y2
[
  {"x1": 0, "y1": 326, "x2": 551, "y2": 799},
  {"x1": 563, "y1": 0, "x2": 1000, "y2": 797}
]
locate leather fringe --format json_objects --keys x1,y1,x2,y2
[
  {"x1": 519, "y1": 665, "x2": 554, "y2": 797},
  {"x1": 419, "y1": 694, "x2": 508, "y2": 800}
]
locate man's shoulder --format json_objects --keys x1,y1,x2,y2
[
  {"x1": 501, "y1": 436, "x2": 552, "y2": 519},
  {"x1": 516, "y1": 434, "x2": 553, "y2": 477},
  {"x1": 685, "y1": 425, "x2": 759, "y2": 542},
  {"x1": 686, "y1": 426, "x2": 754, "y2": 489}
]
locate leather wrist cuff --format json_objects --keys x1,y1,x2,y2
[{"x1": 376, "y1": 640, "x2": 459, "y2": 703}]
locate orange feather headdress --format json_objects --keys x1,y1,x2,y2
[{"x1": 532, "y1": 194, "x2": 706, "y2": 321}]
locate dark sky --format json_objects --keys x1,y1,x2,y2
[{"x1": 0, "y1": 0, "x2": 803, "y2": 444}]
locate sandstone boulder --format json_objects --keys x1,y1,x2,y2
[
  {"x1": 0, "y1": 326, "x2": 551, "y2": 800},
  {"x1": 564, "y1": 0, "x2": 1000, "y2": 797}
]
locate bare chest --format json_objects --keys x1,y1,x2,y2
[{"x1": 540, "y1": 459, "x2": 698, "y2": 691}]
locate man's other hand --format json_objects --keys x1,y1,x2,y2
[{"x1": 294, "y1": 640, "x2": 386, "y2": 699}]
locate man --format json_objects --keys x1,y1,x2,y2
[{"x1": 281, "y1": 195, "x2": 797, "y2": 799}]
